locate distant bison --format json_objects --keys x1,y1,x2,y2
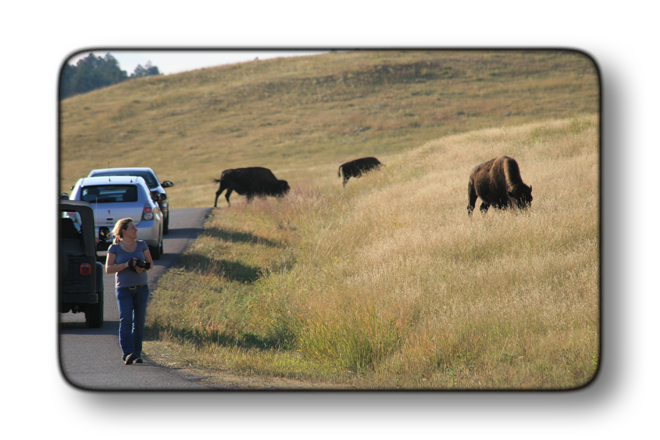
[
  {"x1": 338, "y1": 157, "x2": 382, "y2": 187},
  {"x1": 213, "y1": 167, "x2": 290, "y2": 207},
  {"x1": 467, "y1": 155, "x2": 532, "y2": 216}
]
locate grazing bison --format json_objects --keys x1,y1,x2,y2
[
  {"x1": 338, "y1": 157, "x2": 382, "y2": 187},
  {"x1": 467, "y1": 155, "x2": 532, "y2": 216},
  {"x1": 213, "y1": 167, "x2": 290, "y2": 207}
]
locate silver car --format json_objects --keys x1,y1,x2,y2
[
  {"x1": 69, "y1": 175, "x2": 164, "y2": 259},
  {"x1": 88, "y1": 167, "x2": 174, "y2": 234}
]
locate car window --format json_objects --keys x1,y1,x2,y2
[
  {"x1": 61, "y1": 211, "x2": 82, "y2": 231},
  {"x1": 60, "y1": 210, "x2": 89, "y2": 255},
  {"x1": 92, "y1": 171, "x2": 158, "y2": 188},
  {"x1": 82, "y1": 185, "x2": 138, "y2": 203}
]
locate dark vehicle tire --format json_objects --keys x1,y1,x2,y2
[
  {"x1": 85, "y1": 263, "x2": 104, "y2": 328},
  {"x1": 163, "y1": 214, "x2": 170, "y2": 235},
  {"x1": 85, "y1": 293, "x2": 104, "y2": 328},
  {"x1": 150, "y1": 231, "x2": 163, "y2": 260}
]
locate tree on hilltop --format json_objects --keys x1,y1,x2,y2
[
  {"x1": 130, "y1": 61, "x2": 161, "y2": 78},
  {"x1": 60, "y1": 53, "x2": 161, "y2": 99}
]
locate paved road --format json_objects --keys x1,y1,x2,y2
[{"x1": 59, "y1": 207, "x2": 225, "y2": 390}]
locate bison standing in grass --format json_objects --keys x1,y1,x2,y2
[
  {"x1": 213, "y1": 167, "x2": 290, "y2": 208},
  {"x1": 338, "y1": 157, "x2": 383, "y2": 187},
  {"x1": 467, "y1": 155, "x2": 533, "y2": 216}
]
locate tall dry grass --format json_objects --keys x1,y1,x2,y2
[{"x1": 145, "y1": 115, "x2": 599, "y2": 389}]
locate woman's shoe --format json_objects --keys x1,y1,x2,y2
[
  {"x1": 136, "y1": 357, "x2": 143, "y2": 364},
  {"x1": 125, "y1": 353, "x2": 138, "y2": 365}
]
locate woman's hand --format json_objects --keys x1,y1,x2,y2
[{"x1": 142, "y1": 248, "x2": 154, "y2": 272}]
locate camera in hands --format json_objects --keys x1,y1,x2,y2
[{"x1": 128, "y1": 258, "x2": 151, "y2": 272}]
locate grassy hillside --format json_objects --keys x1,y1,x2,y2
[
  {"x1": 143, "y1": 115, "x2": 599, "y2": 389},
  {"x1": 60, "y1": 50, "x2": 598, "y2": 207},
  {"x1": 59, "y1": 50, "x2": 599, "y2": 389}
]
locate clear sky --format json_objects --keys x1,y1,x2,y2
[{"x1": 65, "y1": 50, "x2": 327, "y2": 75}]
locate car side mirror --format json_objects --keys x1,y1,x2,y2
[
  {"x1": 151, "y1": 192, "x2": 167, "y2": 201},
  {"x1": 161, "y1": 181, "x2": 174, "y2": 188}
]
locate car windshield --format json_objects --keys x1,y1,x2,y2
[
  {"x1": 82, "y1": 185, "x2": 138, "y2": 203},
  {"x1": 92, "y1": 171, "x2": 158, "y2": 189}
]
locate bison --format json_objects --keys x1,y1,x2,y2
[
  {"x1": 338, "y1": 157, "x2": 382, "y2": 187},
  {"x1": 213, "y1": 167, "x2": 290, "y2": 207},
  {"x1": 467, "y1": 155, "x2": 532, "y2": 216}
]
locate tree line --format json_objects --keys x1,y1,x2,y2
[{"x1": 61, "y1": 53, "x2": 161, "y2": 99}]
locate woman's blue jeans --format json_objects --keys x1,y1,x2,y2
[{"x1": 116, "y1": 285, "x2": 149, "y2": 359}]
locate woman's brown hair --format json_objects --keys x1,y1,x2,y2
[{"x1": 112, "y1": 218, "x2": 134, "y2": 244}]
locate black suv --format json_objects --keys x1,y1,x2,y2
[{"x1": 60, "y1": 200, "x2": 104, "y2": 328}]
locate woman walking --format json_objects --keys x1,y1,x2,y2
[{"x1": 106, "y1": 218, "x2": 153, "y2": 365}]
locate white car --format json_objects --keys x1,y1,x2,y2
[
  {"x1": 88, "y1": 167, "x2": 173, "y2": 234},
  {"x1": 69, "y1": 176, "x2": 164, "y2": 259}
]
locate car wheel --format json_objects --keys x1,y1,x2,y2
[
  {"x1": 85, "y1": 263, "x2": 104, "y2": 328},
  {"x1": 85, "y1": 293, "x2": 103, "y2": 328},
  {"x1": 150, "y1": 230, "x2": 162, "y2": 260},
  {"x1": 85, "y1": 293, "x2": 104, "y2": 328},
  {"x1": 163, "y1": 213, "x2": 169, "y2": 235}
]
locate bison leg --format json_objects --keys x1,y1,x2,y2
[
  {"x1": 225, "y1": 188, "x2": 233, "y2": 207},
  {"x1": 493, "y1": 196, "x2": 510, "y2": 210},
  {"x1": 479, "y1": 202, "x2": 490, "y2": 213},
  {"x1": 214, "y1": 182, "x2": 228, "y2": 208},
  {"x1": 246, "y1": 193, "x2": 254, "y2": 204},
  {"x1": 467, "y1": 180, "x2": 478, "y2": 217},
  {"x1": 342, "y1": 176, "x2": 349, "y2": 188}
]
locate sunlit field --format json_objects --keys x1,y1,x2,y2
[{"x1": 145, "y1": 116, "x2": 599, "y2": 389}]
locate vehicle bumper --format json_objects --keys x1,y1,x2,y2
[{"x1": 94, "y1": 217, "x2": 161, "y2": 249}]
